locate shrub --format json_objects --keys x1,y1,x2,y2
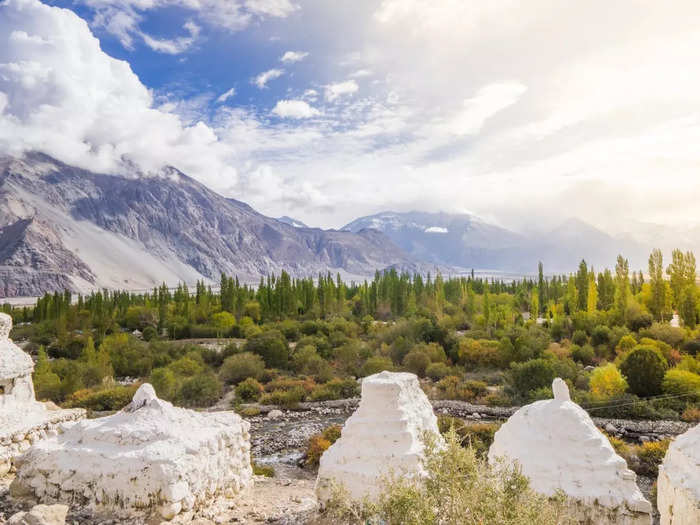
[
  {"x1": 238, "y1": 406, "x2": 261, "y2": 417},
  {"x1": 235, "y1": 377, "x2": 264, "y2": 401},
  {"x1": 150, "y1": 367, "x2": 178, "y2": 400},
  {"x1": 323, "y1": 430, "x2": 572, "y2": 524},
  {"x1": 619, "y1": 346, "x2": 668, "y2": 397},
  {"x1": 360, "y1": 356, "x2": 393, "y2": 377},
  {"x1": 437, "y1": 417, "x2": 501, "y2": 458},
  {"x1": 244, "y1": 330, "x2": 289, "y2": 369},
  {"x1": 681, "y1": 406, "x2": 700, "y2": 422},
  {"x1": 64, "y1": 385, "x2": 137, "y2": 411},
  {"x1": 402, "y1": 350, "x2": 431, "y2": 377},
  {"x1": 177, "y1": 372, "x2": 222, "y2": 407},
  {"x1": 615, "y1": 335, "x2": 637, "y2": 355},
  {"x1": 426, "y1": 362, "x2": 451, "y2": 381},
  {"x1": 259, "y1": 387, "x2": 306, "y2": 408},
  {"x1": 682, "y1": 339, "x2": 700, "y2": 356},
  {"x1": 252, "y1": 461, "x2": 275, "y2": 477},
  {"x1": 589, "y1": 364, "x2": 628, "y2": 401},
  {"x1": 101, "y1": 333, "x2": 151, "y2": 377},
  {"x1": 508, "y1": 359, "x2": 555, "y2": 399},
  {"x1": 571, "y1": 344, "x2": 595, "y2": 365},
  {"x1": 662, "y1": 369, "x2": 700, "y2": 402},
  {"x1": 305, "y1": 425, "x2": 342, "y2": 468},
  {"x1": 591, "y1": 325, "x2": 612, "y2": 346},
  {"x1": 142, "y1": 325, "x2": 158, "y2": 342},
  {"x1": 572, "y1": 330, "x2": 588, "y2": 346},
  {"x1": 219, "y1": 352, "x2": 265, "y2": 384},
  {"x1": 636, "y1": 440, "x2": 670, "y2": 477}
]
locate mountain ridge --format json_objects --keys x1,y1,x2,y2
[{"x1": 0, "y1": 153, "x2": 419, "y2": 297}]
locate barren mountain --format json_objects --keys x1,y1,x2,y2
[{"x1": 0, "y1": 154, "x2": 415, "y2": 297}]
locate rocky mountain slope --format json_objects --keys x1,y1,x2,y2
[
  {"x1": 0, "y1": 154, "x2": 415, "y2": 297},
  {"x1": 343, "y1": 211, "x2": 652, "y2": 274}
]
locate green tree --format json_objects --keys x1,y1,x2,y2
[
  {"x1": 614, "y1": 255, "x2": 630, "y2": 321},
  {"x1": 680, "y1": 285, "x2": 698, "y2": 329},
  {"x1": 619, "y1": 346, "x2": 668, "y2": 397},
  {"x1": 219, "y1": 352, "x2": 266, "y2": 384},
  {"x1": 211, "y1": 311, "x2": 236, "y2": 338},
  {"x1": 575, "y1": 260, "x2": 589, "y2": 311},
  {"x1": 648, "y1": 249, "x2": 667, "y2": 321},
  {"x1": 243, "y1": 330, "x2": 289, "y2": 369}
]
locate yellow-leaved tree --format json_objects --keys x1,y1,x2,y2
[{"x1": 590, "y1": 363, "x2": 628, "y2": 401}]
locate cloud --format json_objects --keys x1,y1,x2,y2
[
  {"x1": 253, "y1": 68, "x2": 284, "y2": 88},
  {"x1": 76, "y1": 0, "x2": 297, "y2": 52},
  {"x1": 324, "y1": 80, "x2": 359, "y2": 101},
  {"x1": 271, "y1": 99, "x2": 320, "y2": 119},
  {"x1": 141, "y1": 20, "x2": 200, "y2": 54},
  {"x1": 280, "y1": 50, "x2": 308, "y2": 63},
  {"x1": 446, "y1": 82, "x2": 526, "y2": 136},
  {"x1": 350, "y1": 69, "x2": 373, "y2": 78},
  {"x1": 216, "y1": 87, "x2": 236, "y2": 104}
]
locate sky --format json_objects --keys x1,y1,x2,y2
[{"x1": 2, "y1": 0, "x2": 700, "y2": 232}]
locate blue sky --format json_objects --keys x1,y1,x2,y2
[{"x1": 3, "y1": 0, "x2": 700, "y2": 232}]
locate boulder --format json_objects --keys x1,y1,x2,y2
[
  {"x1": 488, "y1": 378, "x2": 651, "y2": 524},
  {"x1": 10, "y1": 384, "x2": 252, "y2": 520},
  {"x1": 7, "y1": 504, "x2": 68, "y2": 525},
  {"x1": 315, "y1": 371, "x2": 443, "y2": 503},
  {"x1": 657, "y1": 423, "x2": 700, "y2": 525}
]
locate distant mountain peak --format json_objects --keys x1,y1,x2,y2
[{"x1": 276, "y1": 216, "x2": 309, "y2": 229}]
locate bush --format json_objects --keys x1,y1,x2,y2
[
  {"x1": 244, "y1": 330, "x2": 289, "y2": 369},
  {"x1": 323, "y1": 430, "x2": 571, "y2": 524},
  {"x1": 572, "y1": 330, "x2": 588, "y2": 346},
  {"x1": 636, "y1": 440, "x2": 670, "y2": 477},
  {"x1": 259, "y1": 387, "x2": 306, "y2": 408},
  {"x1": 426, "y1": 362, "x2": 451, "y2": 381},
  {"x1": 681, "y1": 406, "x2": 700, "y2": 422},
  {"x1": 309, "y1": 377, "x2": 359, "y2": 401},
  {"x1": 589, "y1": 364, "x2": 628, "y2": 401},
  {"x1": 619, "y1": 346, "x2": 668, "y2": 397},
  {"x1": 64, "y1": 385, "x2": 137, "y2": 411},
  {"x1": 571, "y1": 344, "x2": 595, "y2": 365},
  {"x1": 252, "y1": 461, "x2": 275, "y2": 477},
  {"x1": 682, "y1": 339, "x2": 700, "y2": 356},
  {"x1": 150, "y1": 367, "x2": 178, "y2": 400},
  {"x1": 662, "y1": 369, "x2": 700, "y2": 402},
  {"x1": 305, "y1": 425, "x2": 342, "y2": 468},
  {"x1": 591, "y1": 325, "x2": 612, "y2": 346},
  {"x1": 360, "y1": 356, "x2": 393, "y2": 377},
  {"x1": 238, "y1": 406, "x2": 261, "y2": 417},
  {"x1": 235, "y1": 377, "x2": 264, "y2": 401},
  {"x1": 219, "y1": 352, "x2": 265, "y2": 384},
  {"x1": 508, "y1": 359, "x2": 555, "y2": 399},
  {"x1": 177, "y1": 372, "x2": 222, "y2": 407},
  {"x1": 437, "y1": 416, "x2": 501, "y2": 458},
  {"x1": 142, "y1": 325, "x2": 158, "y2": 342},
  {"x1": 402, "y1": 350, "x2": 431, "y2": 377}
]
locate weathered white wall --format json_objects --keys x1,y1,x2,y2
[
  {"x1": 658, "y1": 423, "x2": 700, "y2": 525},
  {"x1": 488, "y1": 378, "x2": 652, "y2": 525},
  {"x1": 316, "y1": 371, "x2": 443, "y2": 503}
]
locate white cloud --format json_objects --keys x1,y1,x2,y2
[
  {"x1": 324, "y1": 80, "x2": 359, "y2": 101},
  {"x1": 77, "y1": 0, "x2": 297, "y2": 52},
  {"x1": 446, "y1": 82, "x2": 526, "y2": 136},
  {"x1": 302, "y1": 89, "x2": 318, "y2": 101},
  {"x1": 271, "y1": 99, "x2": 319, "y2": 119},
  {"x1": 350, "y1": 69, "x2": 373, "y2": 78},
  {"x1": 216, "y1": 87, "x2": 236, "y2": 104},
  {"x1": 280, "y1": 50, "x2": 308, "y2": 63},
  {"x1": 253, "y1": 68, "x2": 284, "y2": 89},
  {"x1": 425, "y1": 226, "x2": 448, "y2": 233},
  {"x1": 141, "y1": 20, "x2": 200, "y2": 54}
]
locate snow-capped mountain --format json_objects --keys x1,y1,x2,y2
[
  {"x1": 276, "y1": 216, "x2": 309, "y2": 229},
  {"x1": 343, "y1": 211, "x2": 653, "y2": 274},
  {"x1": 0, "y1": 154, "x2": 417, "y2": 297}
]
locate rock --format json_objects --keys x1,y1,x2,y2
[
  {"x1": 316, "y1": 371, "x2": 443, "y2": 503},
  {"x1": 11, "y1": 384, "x2": 252, "y2": 520},
  {"x1": 657, "y1": 423, "x2": 700, "y2": 525},
  {"x1": 488, "y1": 378, "x2": 652, "y2": 524},
  {"x1": 7, "y1": 504, "x2": 69, "y2": 525},
  {"x1": 605, "y1": 423, "x2": 617, "y2": 433},
  {"x1": 267, "y1": 410, "x2": 283, "y2": 420}
]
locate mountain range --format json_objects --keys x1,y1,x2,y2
[
  {"x1": 1, "y1": 154, "x2": 696, "y2": 298},
  {"x1": 342, "y1": 211, "x2": 682, "y2": 275},
  {"x1": 0, "y1": 154, "x2": 417, "y2": 297}
]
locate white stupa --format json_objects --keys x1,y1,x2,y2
[
  {"x1": 0, "y1": 313, "x2": 84, "y2": 476},
  {"x1": 315, "y1": 371, "x2": 443, "y2": 503},
  {"x1": 11, "y1": 384, "x2": 253, "y2": 520},
  {"x1": 657, "y1": 423, "x2": 700, "y2": 525},
  {"x1": 488, "y1": 378, "x2": 652, "y2": 524}
]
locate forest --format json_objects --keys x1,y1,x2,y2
[{"x1": 3, "y1": 249, "x2": 700, "y2": 424}]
